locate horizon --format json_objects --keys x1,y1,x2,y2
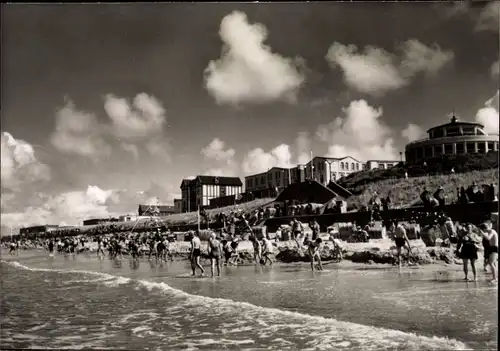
[{"x1": 1, "y1": 2, "x2": 499, "y2": 229}]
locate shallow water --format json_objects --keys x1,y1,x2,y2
[{"x1": 0, "y1": 249, "x2": 497, "y2": 350}]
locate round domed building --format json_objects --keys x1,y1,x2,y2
[{"x1": 405, "y1": 115, "x2": 499, "y2": 164}]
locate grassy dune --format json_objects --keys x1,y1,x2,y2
[
  {"x1": 344, "y1": 169, "x2": 499, "y2": 209},
  {"x1": 78, "y1": 198, "x2": 275, "y2": 234},
  {"x1": 160, "y1": 197, "x2": 275, "y2": 226}
]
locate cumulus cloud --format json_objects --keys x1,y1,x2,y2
[
  {"x1": 295, "y1": 132, "x2": 312, "y2": 165},
  {"x1": 50, "y1": 100, "x2": 111, "y2": 158},
  {"x1": 316, "y1": 100, "x2": 398, "y2": 161},
  {"x1": 1, "y1": 185, "x2": 116, "y2": 227},
  {"x1": 399, "y1": 39, "x2": 455, "y2": 77},
  {"x1": 200, "y1": 138, "x2": 238, "y2": 176},
  {"x1": 326, "y1": 43, "x2": 406, "y2": 96},
  {"x1": 402, "y1": 123, "x2": 425, "y2": 142},
  {"x1": 326, "y1": 39, "x2": 454, "y2": 96},
  {"x1": 476, "y1": 91, "x2": 500, "y2": 134},
  {"x1": 104, "y1": 93, "x2": 167, "y2": 139},
  {"x1": 1, "y1": 132, "x2": 51, "y2": 191},
  {"x1": 242, "y1": 144, "x2": 292, "y2": 174},
  {"x1": 204, "y1": 11, "x2": 305, "y2": 106},
  {"x1": 475, "y1": 2, "x2": 500, "y2": 32},
  {"x1": 201, "y1": 138, "x2": 236, "y2": 164},
  {"x1": 1, "y1": 182, "x2": 180, "y2": 229},
  {"x1": 103, "y1": 93, "x2": 171, "y2": 161}
]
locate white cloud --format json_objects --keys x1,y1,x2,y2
[
  {"x1": 200, "y1": 138, "x2": 238, "y2": 176},
  {"x1": 201, "y1": 138, "x2": 236, "y2": 164},
  {"x1": 326, "y1": 39, "x2": 454, "y2": 96},
  {"x1": 121, "y1": 143, "x2": 139, "y2": 160},
  {"x1": 295, "y1": 131, "x2": 312, "y2": 165},
  {"x1": 1, "y1": 185, "x2": 116, "y2": 227},
  {"x1": 50, "y1": 100, "x2": 111, "y2": 158},
  {"x1": 491, "y1": 59, "x2": 499, "y2": 78},
  {"x1": 399, "y1": 39, "x2": 455, "y2": 77},
  {"x1": 476, "y1": 91, "x2": 500, "y2": 134},
  {"x1": 204, "y1": 11, "x2": 305, "y2": 106},
  {"x1": 326, "y1": 42, "x2": 406, "y2": 96},
  {"x1": 104, "y1": 93, "x2": 166, "y2": 139},
  {"x1": 475, "y1": 2, "x2": 500, "y2": 32},
  {"x1": 401, "y1": 123, "x2": 425, "y2": 142},
  {"x1": 1, "y1": 182, "x2": 180, "y2": 229},
  {"x1": 242, "y1": 144, "x2": 292, "y2": 174},
  {"x1": 104, "y1": 93, "x2": 170, "y2": 161},
  {"x1": 1, "y1": 132, "x2": 51, "y2": 191},
  {"x1": 316, "y1": 100, "x2": 398, "y2": 161}
]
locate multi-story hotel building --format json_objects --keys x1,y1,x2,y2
[
  {"x1": 244, "y1": 166, "x2": 306, "y2": 197},
  {"x1": 304, "y1": 156, "x2": 365, "y2": 184},
  {"x1": 180, "y1": 175, "x2": 243, "y2": 212},
  {"x1": 405, "y1": 116, "x2": 499, "y2": 164}
]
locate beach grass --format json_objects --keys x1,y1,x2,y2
[{"x1": 344, "y1": 169, "x2": 499, "y2": 209}]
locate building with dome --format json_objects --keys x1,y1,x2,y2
[{"x1": 405, "y1": 115, "x2": 499, "y2": 164}]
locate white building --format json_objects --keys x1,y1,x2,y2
[
  {"x1": 304, "y1": 156, "x2": 365, "y2": 184},
  {"x1": 365, "y1": 160, "x2": 399, "y2": 170}
]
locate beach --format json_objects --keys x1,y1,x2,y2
[{"x1": 1, "y1": 245, "x2": 497, "y2": 351}]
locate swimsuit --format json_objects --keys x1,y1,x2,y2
[{"x1": 395, "y1": 238, "x2": 406, "y2": 248}]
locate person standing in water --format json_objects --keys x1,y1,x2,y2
[
  {"x1": 261, "y1": 234, "x2": 274, "y2": 266},
  {"x1": 455, "y1": 223, "x2": 480, "y2": 281},
  {"x1": 207, "y1": 233, "x2": 222, "y2": 277},
  {"x1": 190, "y1": 231, "x2": 205, "y2": 277},
  {"x1": 251, "y1": 235, "x2": 262, "y2": 265},
  {"x1": 393, "y1": 222, "x2": 412, "y2": 268},
  {"x1": 308, "y1": 238, "x2": 323, "y2": 272},
  {"x1": 478, "y1": 221, "x2": 498, "y2": 283}
]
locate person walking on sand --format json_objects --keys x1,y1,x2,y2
[
  {"x1": 190, "y1": 231, "x2": 205, "y2": 277},
  {"x1": 261, "y1": 234, "x2": 274, "y2": 266},
  {"x1": 478, "y1": 221, "x2": 498, "y2": 283},
  {"x1": 207, "y1": 233, "x2": 222, "y2": 277},
  {"x1": 393, "y1": 222, "x2": 412, "y2": 268},
  {"x1": 456, "y1": 223, "x2": 480, "y2": 281},
  {"x1": 308, "y1": 238, "x2": 324, "y2": 272}
]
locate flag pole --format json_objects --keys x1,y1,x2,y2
[{"x1": 310, "y1": 150, "x2": 314, "y2": 180}]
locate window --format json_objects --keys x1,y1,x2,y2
[
  {"x1": 477, "y1": 142, "x2": 486, "y2": 154},
  {"x1": 341, "y1": 162, "x2": 344, "y2": 170},
  {"x1": 456, "y1": 143, "x2": 465, "y2": 154},
  {"x1": 356, "y1": 163, "x2": 359, "y2": 170},
  {"x1": 424, "y1": 146, "x2": 433, "y2": 158},
  {"x1": 351, "y1": 163, "x2": 355, "y2": 170},
  {"x1": 462, "y1": 126, "x2": 475, "y2": 136},
  {"x1": 386, "y1": 164, "x2": 393, "y2": 168},
  {"x1": 466, "y1": 142, "x2": 475, "y2": 153},
  {"x1": 488, "y1": 142, "x2": 495, "y2": 152},
  {"x1": 417, "y1": 147, "x2": 424, "y2": 159},
  {"x1": 444, "y1": 144, "x2": 453, "y2": 155},
  {"x1": 433, "y1": 129, "x2": 444, "y2": 138},
  {"x1": 446, "y1": 127, "x2": 460, "y2": 137},
  {"x1": 434, "y1": 145, "x2": 443, "y2": 156}
]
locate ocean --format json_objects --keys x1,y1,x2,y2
[{"x1": 0, "y1": 250, "x2": 497, "y2": 350}]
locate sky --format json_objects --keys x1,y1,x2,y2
[{"x1": 1, "y1": 1, "x2": 499, "y2": 229}]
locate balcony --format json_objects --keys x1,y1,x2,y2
[{"x1": 406, "y1": 134, "x2": 499, "y2": 147}]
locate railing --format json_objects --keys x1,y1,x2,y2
[{"x1": 406, "y1": 134, "x2": 499, "y2": 147}]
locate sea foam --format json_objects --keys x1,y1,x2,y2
[{"x1": 2, "y1": 260, "x2": 472, "y2": 351}]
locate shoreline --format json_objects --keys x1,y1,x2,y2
[{"x1": 5, "y1": 239, "x2": 475, "y2": 268}]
